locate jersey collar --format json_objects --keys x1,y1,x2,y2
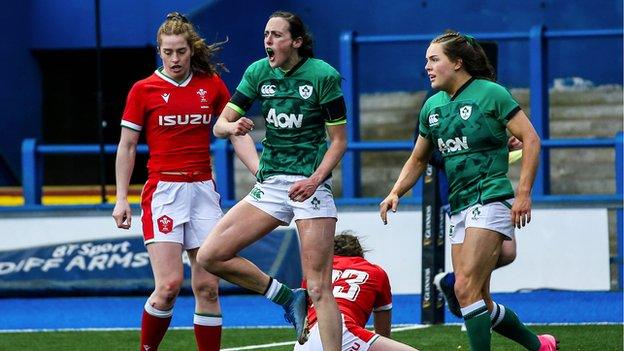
[
  {"x1": 449, "y1": 77, "x2": 476, "y2": 101},
  {"x1": 155, "y1": 68, "x2": 193, "y2": 87},
  {"x1": 285, "y1": 56, "x2": 308, "y2": 77},
  {"x1": 274, "y1": 57, "x2": 309, "y2": 78}
]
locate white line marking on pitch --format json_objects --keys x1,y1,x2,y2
[
  {"x1": 221, "y1": 340, "x2": 296, "y2": 351},
  {"x1": 220, "y1": 325, "x2": 429, "y2": 351}
]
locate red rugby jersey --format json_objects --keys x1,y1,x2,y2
[
  {"x1": 121, "y1": 69, "x2": 230, "y2": 177},
  {"x1": 306, "y1": 255, "x2": 393, "y2": 327}
]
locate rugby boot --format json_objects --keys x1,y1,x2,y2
[
  {"x1": 283, "y1": 288, "x2": 310, "y2": 344},
  {"x1": 433, "y1": 271, "x2": 462, "y2": 318},
  {"x1": 537, "y1": 334, "x2": 559, "y2": 350}
]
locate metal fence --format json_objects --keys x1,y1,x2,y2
[{"x1": 16, "y1": 26, "x2": 624, "y2": 288}]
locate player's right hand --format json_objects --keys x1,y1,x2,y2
[
  {"x1": 379, "y1": 193, "x2": 400, "y2": 225},
  {"x1": 230, "y1": 117, "x2": 254, "y2": 136},
  {"x1": 112, "y1": 200, "x2": 132, "y2": 229}
]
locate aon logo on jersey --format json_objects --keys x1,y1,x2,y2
[
  {"x1": 438, "y1": 136, "x2": 469, "y2": 154},
  {"x1": 266, "y1": 108, "x2": 303, "y2": 129}
]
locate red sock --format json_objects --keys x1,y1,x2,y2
[
  {"x1": 193, "y1": 314, "x2": 222, "y2": 351},
  {"x1": 140, "y1": 302, "x2": 173, "y2": 351}
]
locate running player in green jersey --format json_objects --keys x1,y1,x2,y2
[
  {"x1": 197, "y1": 11, "x2": 345, "y2": 350},
  {"x1": 379, "y1": 31, "x2": 557, "y2": 351}
]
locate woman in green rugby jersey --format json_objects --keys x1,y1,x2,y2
[
  {"x1": 197, "y1": 11, "x2": 345, "y2": 350},
  {"x1": 380, "y1": 31, "x2": 557, "y2": 351}
]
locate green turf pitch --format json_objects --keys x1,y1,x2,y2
[{"x1": 0, "y1": 325, "x2": 621, "y2": 350}]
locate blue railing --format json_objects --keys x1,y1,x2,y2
[
  {"x1": 20, "y1": 135, "x2": 623, "y2": 206},
  {"x1": 338, "y1": 26, "x2": 623, "y2": 288},
  {"x1": 16, "y1": 26, "x2": 624, "y2": 288},
  {"x1": 339, "y1": 26, "x2": 623, "y2": 198}
]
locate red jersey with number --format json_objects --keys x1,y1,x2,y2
[
  {"x1": 121, "y1": 69, "x2": 230, "y2": 177},
  {"x1": 306, "y1": 255, "x2": 393, "y2": 327}
]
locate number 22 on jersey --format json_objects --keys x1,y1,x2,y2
[{"x1": 332, "y1": 269, "x2": 369, "y2": 301}]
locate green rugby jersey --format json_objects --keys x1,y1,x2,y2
[
  {"x1": 419, "y1": 78, "x2": 521, "y2": 214},
  {"x1": 228, "y1": 57, "x2": 346, "y2": 182}
]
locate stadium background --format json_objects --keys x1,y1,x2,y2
[
  {"x1": 0, "y1": 0, "x2": 622, "y2": 349},
  {"x1": 0, "y1": 0, "x2": 622, "y2": 184}
]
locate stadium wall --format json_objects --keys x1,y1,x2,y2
[
  {"x1": 0, "y1": 2, "x2": 42, "y2": 186},
  {"x1": 0, "y1": 207, "x2": 610, "y2": 294},
  {"x1": 0, "y1": 0, "x2": 622, "y2": 185}
]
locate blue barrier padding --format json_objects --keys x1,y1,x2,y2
[
  {"x1": 0, "y1": 290, "x2": 621, "y2": 330},
  {"x1": 0, "y1": 229, "x2": 301, "y2": 297}
]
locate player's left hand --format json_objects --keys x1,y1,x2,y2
[
  {"x1": 508, "y1": 136, "x2": 523, "y2": 151},
  {"x1": 511, "y1": 194, "x2": 532, "y2": 229},
  {"x1": 288, "y1": 178, "x2": 319, "y2": 202},
  {"x1": 379, "y1": 193, "x2": 400, "y2": 225}
]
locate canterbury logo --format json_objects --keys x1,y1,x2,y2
[
  {"x1": 261, "y1": 84, "x2": 276, "y2": 96},
  {"x1": 428, "y1": 113, "x2": 439, "y2": 126}
]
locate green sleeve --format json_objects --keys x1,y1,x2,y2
[
  {"x1": 319, "y1": 66, "x2": 343, "y2": 105},
  {"x1": 490, "y1": 83, "x2": 521, "y2": 123},
  {"x1": 235, "y1": 61, "x2": 260, "y2": 102},
  {"x1": 418, "y1": 100, "x2": 432, "y2": 139}
]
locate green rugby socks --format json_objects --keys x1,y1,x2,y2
[
  {"x1": 491, "y1": 302, "x2": 541, "y2": 350},
  {"x1": 462, "y1": 300, "x2": 491, "y2": 350},
  {"x1": 263, "y1": 277, "x2": 294, "y2": 306}
]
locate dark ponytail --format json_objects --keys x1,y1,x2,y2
[
  {"x1": 334, "y1": 230, "x2": 368, "y2": 258},
  {"x1": 270, "y1": 11, "x2": 314, "y2": 58},
  {"x1": 432, "y1": 30, "x2": 496, "y2": 81}
]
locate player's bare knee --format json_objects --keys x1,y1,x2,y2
[
  {"x1": 196, "y1": 246, "x2": 212, "y2": 267},
  {"x1": 155, "y1": 278, "x2": 183, "y2": 303},
  {"x1": 453, "y1": 273, "x2": 479, "y2": 306},
  {"x1": 305, "y1": 281, "x2": 331, "y2": 304},
  {"x1": 194, "y1": 283, "x2": 219, "y2": 303},
  {"x1": 197, "y1": 248, "x2": 224, "y2": 274},
  {"x1": 306, "y1": 286, "x2": 323, "y2": 303}
]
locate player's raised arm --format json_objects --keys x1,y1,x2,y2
[
  {"x1": 380, "y1": 135, "x2": 433, "y2": 224},
  {"x1": 214, "y1": 104, "x2": 255, "y2": 137},
  {"x1": 213, "y1": 100, "x2": 259, "y2": 176}
]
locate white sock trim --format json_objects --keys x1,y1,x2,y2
[
  {"x1": 490, "y1": 303, "x2": 499, "y2": 321},
  {"x1": 492, "y1": 303, "x2": 506, "y2": 327},
  {"x1": 264, "y1": 278, "x2": 282, "y2": 300},
  {"x1": 460, "y1": 299, "x2": 487, "y2": 317},
  {"x1": 194, "y1": 314, "x2": 223, "y2": 326},
  {"x1": 144, "y1": 301, "x2": 173, "y2": 318}
]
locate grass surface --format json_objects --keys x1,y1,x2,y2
[{"x1": 0, "y1": 324, "x2": 621, "y2": 350}]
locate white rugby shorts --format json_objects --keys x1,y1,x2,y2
[
  {"x1": 244, "y1": 175, "x2": 337, "y2": 225},
  {"x1": 141, "y1": 177, "x2": 222, "y2": 250},
  {"x1": 448, "y1": 199, "x2": 515, "y2": 244},
  {"x1": 293, "y1": 315, "x2": 380, "y2": 351}
]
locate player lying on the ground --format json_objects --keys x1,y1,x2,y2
[{"x1": 294, "y1": 231, "x2": 419, "y2": 351}]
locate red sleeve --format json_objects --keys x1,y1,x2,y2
[
  {"x1": 120, "y1": 82, "x2": 146, "y2": 131},
  {"x1": 374, "y1": 267, "x2": 393, "y2": 311}
]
